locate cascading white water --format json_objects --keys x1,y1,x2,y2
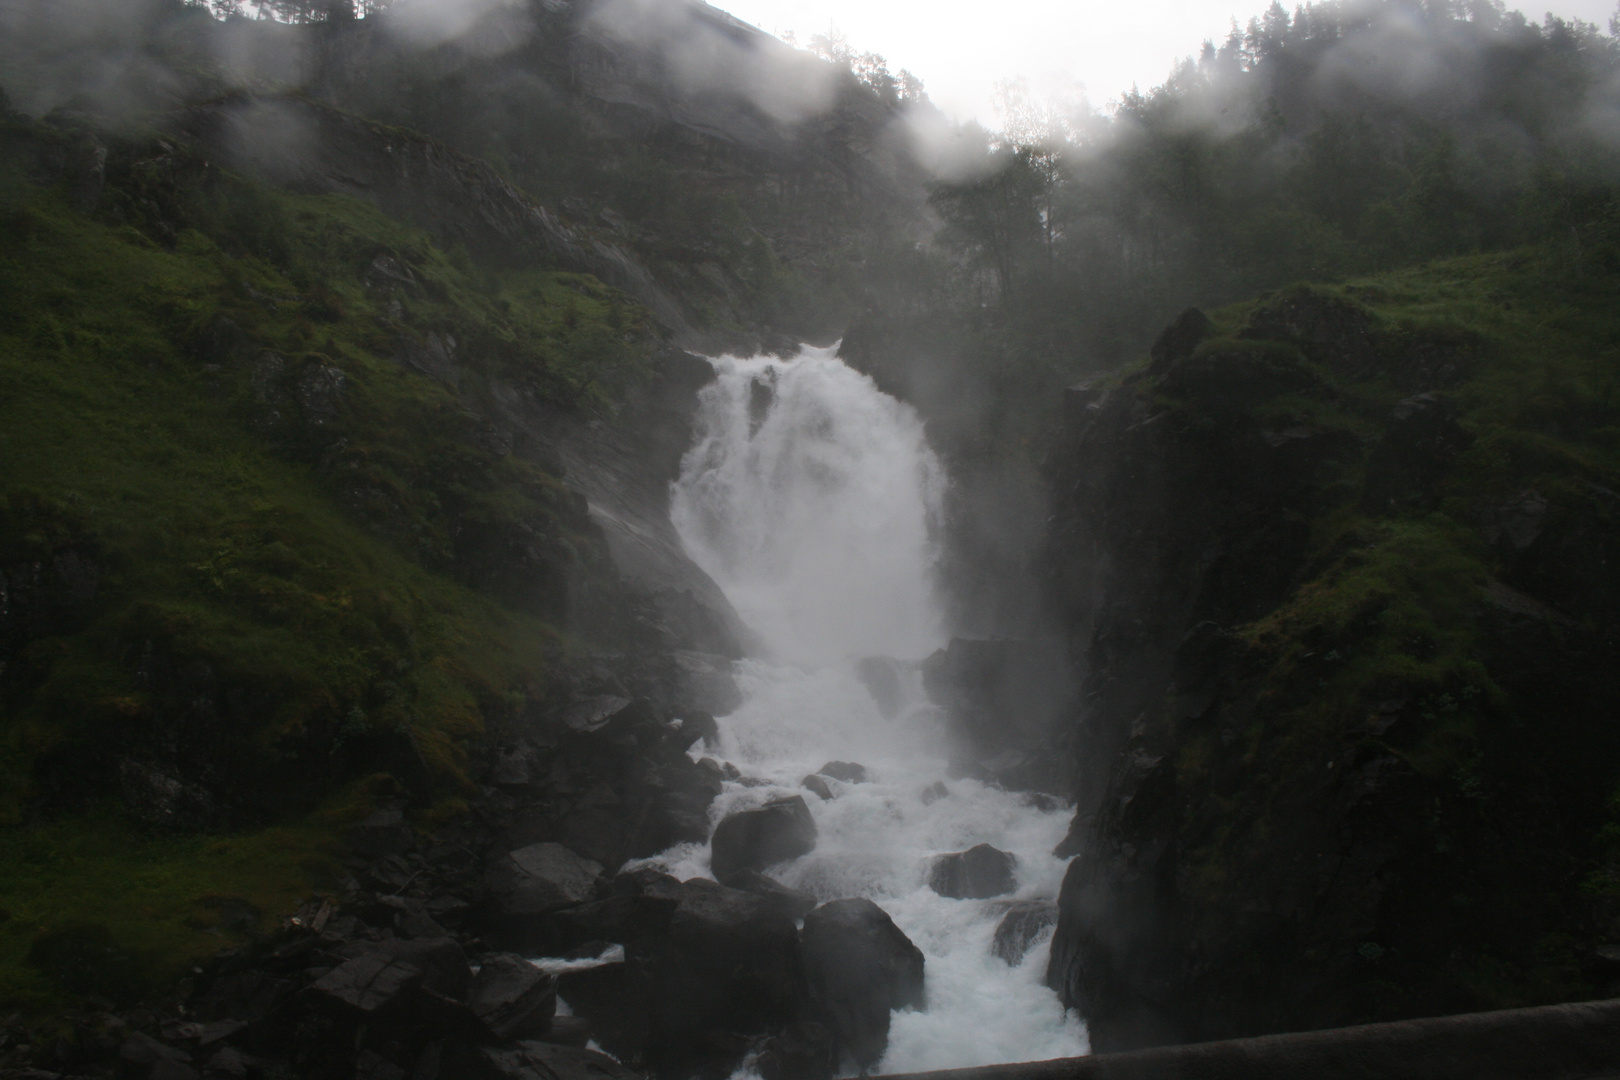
[
  {"x1": 656, "y1": 343, "x2": 1088, "y2": 1075},
  {"x1": 669, "y1": 346, "x2": 946, "y2": 666}
]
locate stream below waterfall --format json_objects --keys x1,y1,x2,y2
[{"x1": 620, "y1": 345, "x2": 1090, "y2": 1074}]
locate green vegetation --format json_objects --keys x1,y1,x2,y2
[
  {"x1": 1144, "y1": 244, "x2": 1620, "y2": 1014},
  {"x1": 0, "y1": 812, "x2": 343, "y2": 1009},
  {"x1": 0, "y1": 120, "x2": 656, "y2": 1009}
]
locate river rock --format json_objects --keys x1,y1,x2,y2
[
  {"x1": 801, "y1": 898, "x2": 925, "y2": 1069},
  {"x1": 726, "y1": 869, "x2": 818, "y2": 920},
  {"x1": 710, "y1": 796, "x2": 817, "y2": 884},
  {"x1": 476, "y1": 1041, "x2": 639, "y2": 1080},
  {"x1": 483, "y1": 843, "x2": 603, "y2": 950},
  {"x1": 542, "y1": 870, "x2": 682, "y2": 954},
  {"x1": 929, "y1": 843, "x2": 1017, "y2": 899},
  {"x1": 561, "y1": 877, "x2": 805, "y2": 1074},
  {"x1": 466, "y1": 953, "x2": 556, "y2": 1042},
  {"x1": 991, "y1": 900, "x2": 1058, "y2": 964},
  {"x1": 855, "y1": 657, "x2": 904, "y2": 718},
  {"x1": 801, "y1": 774, "x2": 835, "y2": 801},
  {"x1": 817, "y1": 761, "x2": 867, "y2": 783},
  {"x1": 309, "y1": 937, "x2": 471, "y2": 1017},
  {"x1": 757, "y1": 1020, "x2": 837, "y2": 1080},
  {"x1": 492, "y1": 842, "x2": 601, "y2": 909},
  {"x1": 919, "y1": 780, "x2": 949, "y2": 805}
]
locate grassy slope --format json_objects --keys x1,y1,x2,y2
[
  {"x1": 0, "y1": 135, "x2": 654, "y2": 1011},
  {"x1": 1141, "y1": 243, "x2": 1620, "y2": 1014}
]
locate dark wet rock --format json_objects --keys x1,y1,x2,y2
[
  {"x1": 558, "y1": 940, "x2": 616, "y2": 961},
  {"x1": 671, "y1": 650, "x2": 743, "y2": 718},
  {"x1": 475, "y1": 1041, "x2": 639, "y2": 1080},
  {"x1": 816, "y1": 761, "x2": 867, "y2": 784},
  {"x1": 425, "y1": 894, "x2": 472, "y2": 927},
  {"x1": 991, "y1": 900, "x2": 1058, "y2": 965},
  {"x1": 1147, "y1": 307, "x2": 1212, "y2": 375},
  {"x1": 542, "y1": 887, "x2": 680, "y2": 955},
  {"x1": 466, "y1": 954, "x2": 556, "y2": 1042},
  {"x1": 929, "y1": 844, "x2": 1017, "y2": 899},
  {"x1": 490, "y1": 843, "x2": 602, "y2": 913},
  {"x1": 756, "y1": 1020, "x2": 836, "y2": 1080},
  {"x1": 748, "y1": 374, "x2": 775, "y2": 434},
  {"x1": 120, "y1": 1031, "x2": 192, "y2": 1069},
  {"x1": 192, "y1": 970, "x2": 295, "y2": 1023},
  {"x1": 920, "y1": 637, "x2": 1074, "y2": 795},
  {"x1": 801, "y1": 774, "x2": 835, "y2": 801},
  {"x1": 640, "y1": 757, "x2": 725, "y2": 849},
  {"x1": 855, "y1": 657, "x2": 904, "y2": 718},
  {"x1": 560, "y1": 695, "x2": 635, "y2": 735},
  {"x1": 1052, "y1": 813, "x2": 1090, "y2": 859},
  {"x1": 364, "y1": 854, "x2": 416, "y2": 893},
  {"x1": 543, "y1": 1014, "x2": 594, "y2": 1047},
  {"x1": 800, "y1": 898, "x2": 925, "y2": 1070},
  {"x1": 557, "y1": 788, "x2": 626, "y2": 868},
  {"x1": 725, "y1": 870, "x2": 817, "y2": 920},
  {"x1": 561, "y1": 878, "x2": 803, "y2": 1075},
  {"x1": 670, "y1": 710, "x2": 721, "y2": 753},
  {"x1": 309, "y1": 937, "x2": 471, "y2": 1016},
  {"x1": 919, "y1": 780, "x2": 949, "y2": 805},
  {"x1": 488, "y1": 743, "x2": 549, "y2": 790},
  {"x1": 352, "y1": 1049, "x2": 405, "y2": 1080},
  {"x1": 640, "y1": 880, "x2": 804, "y2": 1066},
  {"x1": 395, "y1": 907, "x2": 449, "y2": 940},
  {"x1": 709, "y1": 796, "x2": 817, "y2": 885},
  {"x1": 202, "y1": 1045, "x2": 257, "y2": 1078},
  {"x1": 482, "y1": 843, "x2": 604, "y2": 951}
]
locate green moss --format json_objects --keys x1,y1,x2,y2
[
  {"x1": 1140, "y1": 242, "x2": 1620, "y2": 1016},
  {"x1": 0, "y1": 809, "x2": 345, "y2": 1013},
  {"x1": 0, "y1": 155, "x2": 655, "y2": 1008}
]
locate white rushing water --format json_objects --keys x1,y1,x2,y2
[{"x1": 650, "y1": 344, "x2": 1088, "y2": 1074}]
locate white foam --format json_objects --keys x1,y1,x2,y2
[{"x1": 659, "y1": 345, "x2": 1088, "y2": 1076}]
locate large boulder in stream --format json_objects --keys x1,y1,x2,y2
[
  {"x1": 710, "y1": 796, "x2": 817, "y2": 885},
  {"x1": 928, "y1": 843, "x2": 1017, "y2": 899},
  {"x1": 801, "y1": 898, "x2": 925, "y2": 1070},
  {"x1": 465, "y1": 953, "x2": 557, "y2": 1042},
  {"x1": 559, "y1": 876, "x2": 805, "y2": 1075},
  {"x1": 991, "y1": 900, "x2": 1058, "y2": 965}
]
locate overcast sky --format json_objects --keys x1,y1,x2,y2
[{"x1": 711, "y1": 0, "x2": 1620, "y2": 123}]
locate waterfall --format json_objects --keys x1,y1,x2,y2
[
  {"x1": 658, "y1": 344, "x2": 1088, "y2": 1075},
  {"x1": 670, "y1": 345, "x2": 947, "y2": 665}
]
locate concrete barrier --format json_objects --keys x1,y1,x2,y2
[{"x1": 874, "y1": 998, "x2": 1620, "y2": 1080}]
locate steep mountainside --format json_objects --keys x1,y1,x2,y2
[{"x1": 1042, "y1": 243, "x2": 1620, "y2": 1050}]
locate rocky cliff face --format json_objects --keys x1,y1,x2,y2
[{"x1": 1041, "y1": 264, "x2": 1620, "y2": 1050}]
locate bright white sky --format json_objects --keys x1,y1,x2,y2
[{"x1": 712, "y1": 0, "x2": 1620, "y2": 123}]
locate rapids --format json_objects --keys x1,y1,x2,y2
[{"x1": 641, "y1": 345, "x2": 1088, "y2": 1073}]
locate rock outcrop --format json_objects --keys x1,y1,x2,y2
[
  {"x1": 709, "y1": 796, "x2": 819, "y2": 885},
  {"x1": 928, "y1": 844, "x2": 1018, "y2": 900},
  {"x1": 800, "y1": 898, "x2": 926, "y2": 1070},
  {"x1": 1041, "y1": 289, "x2": 1620, "y2": 1051}
]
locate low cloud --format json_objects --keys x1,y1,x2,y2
[{"x1": 585, "y1": 0, "x2": 840, "y2": 124}]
